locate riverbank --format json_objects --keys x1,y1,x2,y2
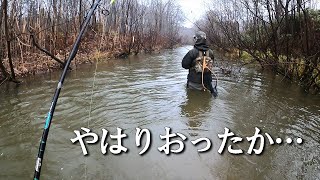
[
  {"x1": 0, "y1": 37, "x2": 172, "y2": 81},
  {"x1": 214, "y1": 47, "x2": 320, "y2": 94}
]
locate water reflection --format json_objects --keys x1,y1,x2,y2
[
  {"x1": 180, "y1": 88, "x2": 212, "y2": 138},
  {"x1": 180, "y1": 88, "x2": 212, "y2": 119}
]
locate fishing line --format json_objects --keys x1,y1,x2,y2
[
  {"x1": 83, "y1": 54, "x2": 100, "y2": 180},
  {"x1": 77, "y1": 2, "x2": 112, "y2": 179}
]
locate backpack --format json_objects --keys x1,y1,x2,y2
[{"x1": 194, "y1": 50, "x2": 213, "y2": 73}]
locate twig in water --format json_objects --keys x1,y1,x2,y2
[{"x1": 0, "y1": 77, "x2": 9, "y2": 86}]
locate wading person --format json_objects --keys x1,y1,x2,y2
[{"x1": 182, "y1": 31, "x2": 218, "y2": 97}]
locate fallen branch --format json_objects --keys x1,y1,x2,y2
[
  {"x1": 0, "y1": 77, "x2": 9, "y2": 86},
  {"x1": 30, "y1": 34, "x2": 65, "y2": 66}
]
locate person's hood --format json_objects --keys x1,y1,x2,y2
[
  {"x1": 193, "y1": 31, "x2": 208, "y2": 51},
  {"x1": 194, "y1": 41, "x2": 209, "y2": 51}
]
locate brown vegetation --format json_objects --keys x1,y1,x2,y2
[
  {"x1": 0, "y1": 0, "x2": 183, "y2": 81},
  {"x1": 198, "y1": 0, "x2": 320, "y2": 93}
]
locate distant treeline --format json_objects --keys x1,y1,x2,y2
[
  {"x1": 0, "y1": 0, "x2": 182, "y2": 81},
  {"x1": 199, "y1": 0, "x2": 320, "y2": 93}
]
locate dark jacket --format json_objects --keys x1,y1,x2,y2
[{"x1": 182, "y1": 43, "x2": 215, "y2": 85}]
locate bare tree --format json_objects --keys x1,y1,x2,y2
[
  {"x1": 0, "y1": 0, "x2": 184, "y2": 82},
  {"x1": 200, "y1": 0, "x2": 320, "y2": 92}
]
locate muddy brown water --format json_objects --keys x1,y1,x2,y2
[{"x1": 0, "y1": 46, "x2": 319, "y2": 180}]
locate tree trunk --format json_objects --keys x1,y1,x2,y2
[
  {"x1": 79, "y1": 0, "x2": 82, "y2": 29},
  {"x1": 0, "y1": 0, "x2": 8, "y2": 78},
  {"x1": 4, "y1": 0, "x2": 17, "y2": 81}
]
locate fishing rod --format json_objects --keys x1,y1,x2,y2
[{"x1": 33, "y1": 0, "x2": 103, "y2": 179}]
